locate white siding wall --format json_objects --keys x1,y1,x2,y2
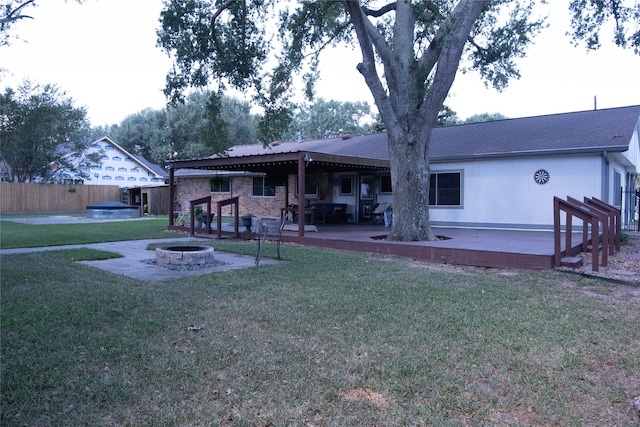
[
  {"x1": 621, "y1": 119, "x2": 640, "y2": 169},
  {"x1": 81, "y1": 141, "x2": 165, "y2": 188},
  {"x1": 429, "y1": 154, "x2": 604, "y2": 229}
]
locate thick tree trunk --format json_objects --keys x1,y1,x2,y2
[
  {"x1": 386, "y1": 126, "x2": 438, "y2": 241},
  {"x1": 345, "y1": 0, "x2": 488, "y2": 241}
]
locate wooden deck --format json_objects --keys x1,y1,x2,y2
[{"x1": 179, "y1": 223, "x2": 583, "y2": 270}]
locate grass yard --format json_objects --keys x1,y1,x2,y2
[
  {"x1": 0, "y1": 217, "x2": 183, "y2": 249},
  {"x1": 1, "y1": 220, "x2": 639, "y2": 425}
]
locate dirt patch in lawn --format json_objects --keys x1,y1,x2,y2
[{"x1": 340, "y1": 388, "x2": 392, "y2": 411}]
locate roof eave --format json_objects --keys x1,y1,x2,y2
[
  {"x1": 170, "y1": 151, "x2": 389, "y2": 171},
  {"x1": 431, "y1": 145, "x2": 630, "y2": 163}
]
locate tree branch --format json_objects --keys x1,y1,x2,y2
[
  {"x1": 362, "y1": 2, "x2": 396, "y2": 17},
  {"x1": 0, "y1": 0, "x2": 36, "y2": 26},
  {"x1": 415, "y1": 1, "x2": 469, "y2": 84},
  {"x1": 421, "y1": 0, "x2": 488, "y2": 129},
  {"x1": 343, "y1": 1, "x2": 393, "y2": 121},
  {"x1": 210, "y1": 0, "x2": 239, "y2": 53}
]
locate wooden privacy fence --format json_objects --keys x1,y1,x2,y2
[{"x1": 0, "y1": 182, "x2": 121, "y2": 214}]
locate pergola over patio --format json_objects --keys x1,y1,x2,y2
[{"x1": 167, "y1": 134, "x2": 391, "y2": 236}]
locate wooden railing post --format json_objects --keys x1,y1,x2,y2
[{"x1": 553, "y1": 196, "x2": 603, "y2": 272}]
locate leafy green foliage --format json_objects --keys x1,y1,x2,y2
[
  {"x1": 463, "y1": 112, "x2": 508, "y2": 123},
  {"x1": 283, "y1": 98, "x2": 374, "y2": 140},
  {"x1": 108, "y1": 91, "x2": 259, "y2": 165},
  {"x1": 158, "y1": 0, "x2": 269, "y2": 104},
  {"x1": 0, "y1": 80, "x2": 92, "y2": 182},
  {"x1": 569, "y1": 0, "x2": 640, "y2": 53},
  {"x1": 436, "y1": 105, "x2": 461, "y2": 127},
  {"x1": 467, "y1": 2, "x2": 548, "y2": 90}
]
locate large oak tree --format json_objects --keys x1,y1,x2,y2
[{"x1": 158, "y1": 0, "x2": 638, "y2": 241}]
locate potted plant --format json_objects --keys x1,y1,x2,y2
[
  {"x1": 194, "y1": 205, "x2": 203, "y2": 228},
  {"x1": 310, "y1": 172, "x2": 329, "y2": 200}
]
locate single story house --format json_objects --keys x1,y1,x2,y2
[{"x1": 168, "y1": 105, "x2": 640, "y2": 235}]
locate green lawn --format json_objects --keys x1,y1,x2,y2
[
  {"x1": 0, "y1": 217, "x2": 182, "y2": 249},
  {"x1": 1, "y1": 220, "x2": 639, "y2": 425}
]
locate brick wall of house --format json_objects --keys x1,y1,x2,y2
[
  {"x1": 175, "y1": 172, "x2": 338, "y2": 220},
  {"x1": 176, "y1": 175, "x2": 303, "y2": 219}
]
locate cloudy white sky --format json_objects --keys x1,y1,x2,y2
[{"x1": 1, "y1": 0, "x2": 638, "y2": 127}]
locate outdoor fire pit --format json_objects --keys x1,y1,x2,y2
[{"x1": 155, "y1": 245, "x2": 215, "y2": 267}]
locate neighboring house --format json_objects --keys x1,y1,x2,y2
[
  {"x1": 53, "y1": 136, "x2": 170, "y2": 213},
  {"x1": 168, "y1": 106, "x2": 640, "y2": 233},
  {"x1": 71, "y1": 136, "x2": 168, "y2": 187}
]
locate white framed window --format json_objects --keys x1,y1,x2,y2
[{"x1": 429, "y1": 171, "x2": 462, "y2": 206}]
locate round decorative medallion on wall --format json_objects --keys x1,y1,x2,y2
[{"x1": 533, "y1": 169, "x2": 550, "y2": 185}]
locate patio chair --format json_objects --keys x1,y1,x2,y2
[
  {"x1": 255, "y1": 217, "x2": 287, "y2": 265},
  {"x1": 371, "y1": 202, "x2": 390, "y2": 225}
]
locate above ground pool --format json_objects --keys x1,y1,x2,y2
[{"x1": 86, "y1": 201, "x2": 140, "y2": 219}]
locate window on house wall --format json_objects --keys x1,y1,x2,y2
[
  {"x1": 209, "y1": 177, "x2": 231, "y2": 193},
  {"x1": 253, "y1": 176, "x2": 276, "y2": 196},
  {"x1": 380, "y1": 175, "x2": 392, "y2": 193},
  {"x1": 340, "y1": 176, "x2": 353, "y2": 195},
  {"x1": 295, "y1": 174, "x2": 319, "y2": 196},
  {"x1": 429, "y1": 171, "x2": 462, "y2": 206}
]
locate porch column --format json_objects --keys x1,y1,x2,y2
[
  {"x1": 168, "y1": 167, "x2": 175, "y2": 226},
  {"x1": 297, "y1": 153, "x2": 306, "y2": 237}
]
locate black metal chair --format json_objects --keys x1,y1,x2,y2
[
  {"x1": 371, "y1": 202, "x2": 390, "y2": 225},
  {"x1": 255, "y1": 217, "x2": 287, "y2": 265}
]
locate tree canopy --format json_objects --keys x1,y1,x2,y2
[
  {"x1": 107, "y1": 91, "x2": 260, "y2": 167},
  {"x1": 158, "y1": 0, "x2": 637, "y2": 241},
  {"x1": 0, "y1": 80, "x2": 93, "y2": 183},
  {"x1": 283, "y1": 98, "x2": 375, "y2": 141}
]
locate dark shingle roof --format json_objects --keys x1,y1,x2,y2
[
  {"x1": 224, "y1": 133, "x2": 389, "y2": 162},
  {"x1": 171, "y1": 106, "x2": 639, "y2": 172},
  {"x1": 225, "y1": 106, "x2": 639, "y2": 162},
  {"x1": 429, "y1": 105, "x2": 640, "y2": 160},
  {"x1": 134, "y1": 154, "x2": 168, "y2": 178}
]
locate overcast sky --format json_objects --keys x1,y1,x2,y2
[{"x1": 1, "y1": 0, "x2": 638, "y2": 127}]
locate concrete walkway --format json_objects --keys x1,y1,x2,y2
[{"x1": 0, "y1": 237, "x2": 278, "y2": 282}]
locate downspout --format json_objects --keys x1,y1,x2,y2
[{"x1": 602, "y1": 151, "x2": 609, "y2": 203}]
